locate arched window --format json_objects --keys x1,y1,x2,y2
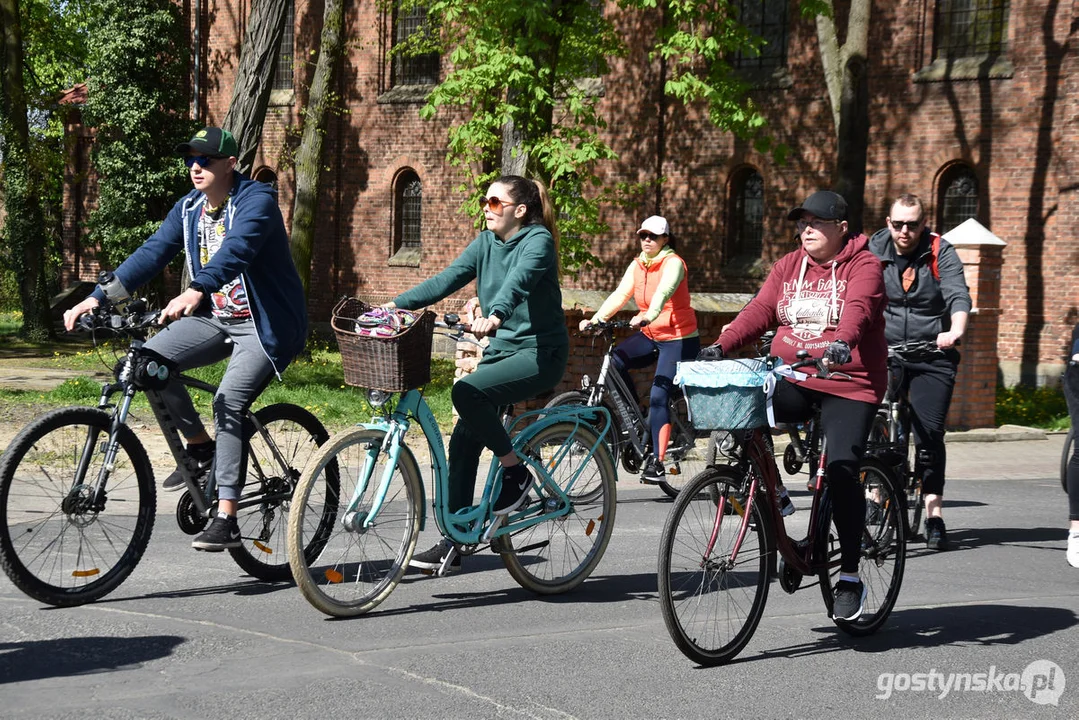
[
  {"x1": 394, "y1": 170, "x2": 423, "y2": 254},
  {"x1": 937, "y1": 164, "x2": 980, "y2": 233},
  {"x1": 728, "y1": 168, "x2": 764, "y2": 258},
  {"x1": 253, "y1": 167, "x2": 279, "y2": 191}
]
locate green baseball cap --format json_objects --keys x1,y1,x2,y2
[{"x1": 175, "y1": 127, "x2": 238, "y2": 158}]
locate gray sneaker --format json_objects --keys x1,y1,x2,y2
[{"x1": 832, "y1": 579, "x2": 867, "y2": 621}]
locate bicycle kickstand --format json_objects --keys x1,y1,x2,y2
[{"x1": 436, "y1": 546, "x2": 460, "y2": 577}]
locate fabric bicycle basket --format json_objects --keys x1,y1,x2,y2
[{"x1": 674, "y1": 358, "x2": 769, "y2": 430}]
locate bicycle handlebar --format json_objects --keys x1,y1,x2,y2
[
  {"x1": 73, "y1": 299, "x2": 162, "y2": 337},
  {"x1": 580, "y1": 319, "x2": 649, "y2": 333}
]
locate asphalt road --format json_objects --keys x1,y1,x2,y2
[{"x1": 1, "y1": 435, "x2": 1077, "y2": 719}]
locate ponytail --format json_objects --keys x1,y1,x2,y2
[{"x1": 498, "y1": 174, "x2": 561, "y2": 274}]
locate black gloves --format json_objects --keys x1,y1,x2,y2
[
  {"x1": 824, "y1": 339, "x2": 851, "y2": 366},
  {"x1": 697, "y1": 345, "x2": 724, "y2": 361}
]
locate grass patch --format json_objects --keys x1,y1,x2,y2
[
  {"x1": 0, "y1": 340, "x2": 459, "y2": 433},
  {"x1": 996, "y1": 383, "x2": 1070, "y2": 430}
]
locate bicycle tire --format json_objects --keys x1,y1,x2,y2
[
  {"x1": 868, "y1": 411, "x2": 921, "y2": 538},
  {"x1": 228, "y1": 404, "x2": 337, "y2": 582},
  {"x1": 818, "y1": 457, "x2": 906, "y2": 637},
  {"x1": 545, "y1": 390, "x2": 622, "y2": 472},
  {"x1": 657, "y1": 465, "x2": 772, "y2": 666},
  {"x1": 0, "y1": 407, "x2": 156, "y2": 606},
  {"x1": 658, "y1": 395, "x2": 715, "y2": 498},
  {"x1": 1061, "y1": 427, "x2": 1074, "y2": 493},
  {"x1": 287, "y1": 427, "x2": 422, "y2": 617},
  {"x1": 500, "y1": 422, "x2": 617, "y2": 594}
]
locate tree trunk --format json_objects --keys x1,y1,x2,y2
[
  {"x1": 289, "y1": 0, "x2": 345, "y2": 296},
  {"x1": 814, "y1": 0, "x2": 872, "y2": 232},
  {"x1": 501, "y1": 88, "x2": 528, "y2": 175},
  {"x1": 0, "y1": 0, "x2": 52, "y2": 339},
  {"x1": 221, "y1": 0, "x2": 290, "y2": 175}
]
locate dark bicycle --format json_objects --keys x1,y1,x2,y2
[
  {"x1": 545, "y1": 320, "x2": 715, "y2": 498},
  {"x1": 0, "y1": 298, "x2": 339, "y2": 606}
]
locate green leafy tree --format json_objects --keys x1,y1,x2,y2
[
  {"x1": 412, "y1": 0, "x2": 785, "y2": 274},
  {"x1": 81, "y1": 0, "x2": 194, "y2": 281}
]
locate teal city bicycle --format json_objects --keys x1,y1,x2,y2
[{"x1": 286, "y1": 303, "x2": 618, "y2": 617}]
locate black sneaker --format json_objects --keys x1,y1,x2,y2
[
  {"x1": 925, "y1": 517, "x2": 949, "y2": 551},
  {"x1": 163, "y1": 441, "x2": 215, "y2": 492},
  {"x1": 640, "y1": 458, "x2": 666, "y2": 485},
  {"x1": 191, "y1": 512, "x2": 241, "y2": 551},
  {"x1": 832, "y1": 579, "x2": 867, "y2": 621},
  {"x1": 408, "y1": 539, "x2": 461, "y2": 574},
  {"x1": 494, "y1": 464, "x2": 533, "y2": 515}
]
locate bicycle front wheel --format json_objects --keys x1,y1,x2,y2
[
  {"x1": 818, "y1": 458, "x2": 906, "y2": 636},
  {"x1": 500, "y1": 422, "x2": 616, "y2": 594},
  {"x1": 658, "y1": 466, "x2": 771, "y2": 666},
  {"x1": 229, "y1": 404, "x2": 337, "y2": 582},
  {"x1": 658, "y1": 395, "x2": 716, "y2": 498},
  {"x1": 0, "y1": 407, "x2": 156, "y2": 606},
  {"x1": 287, "y1": 427, "x2": 422, "y2": 617}
]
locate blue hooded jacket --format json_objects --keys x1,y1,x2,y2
[{"x1": 91, "y1": 173, "x2": 308, "y2": 375}]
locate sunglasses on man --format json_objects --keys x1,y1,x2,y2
[
  {"x1": 185, "y1": 155, "x2": 225, "y2": 168},
  {"x1": 889, "y1": 218, "x2": 923, "y2": 231}
]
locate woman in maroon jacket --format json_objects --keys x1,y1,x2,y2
[{"x1": 699, "y1": 190, "x2": 887, "y2": 622}]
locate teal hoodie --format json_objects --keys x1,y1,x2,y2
[{"x1": 393, "y1": 224, "x2": 567, "y2": 352}]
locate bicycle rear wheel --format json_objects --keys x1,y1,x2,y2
[
  {"x1": 500, "y1": 422, "x2": 616, "y2": 594},
  {"x1": 228, "y1": 404, "x2": 337, "y2": 582},
  {"x1": 818, "y1": 458, "x2": 906, "y2": 636},
  {"x1": 868, "y1": 412, "x2": 921, "y2": 539},
  {"x1": 658, "y1": 396, "x2": 716, "y2": 498},
  {"x1": 658, "y1": 466, "x2": 771, "y2": 666},
  {"x1": 0, "y1": 407, "x2": 156, "y2": 606},
  {"x1": 287, "y1": 427, "x2": 422, "y2": 617}
]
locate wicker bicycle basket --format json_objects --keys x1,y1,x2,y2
[{"x1": 331, "y1": 297, "x2": 436, "y2": 391}]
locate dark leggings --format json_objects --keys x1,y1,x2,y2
[
  {"x1": 1065, "y1": 364, "x2": 1079, "y2": 521},
  {"x1": 895, "y1": 355, "x2": 957, "y2": 497},
  {"x1": 611, "y1": 332, "x2": 700, "y2": 456},
  {"x1": 447, "y1": 344, "x2": 568, "y2": 513},
  {"x1": 771, "y1": 380, "x2": 877, "y2": 574}
]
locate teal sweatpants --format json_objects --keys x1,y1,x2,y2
[{"x1": 447, "y1": 344, "x2": 568, "y2": 513}]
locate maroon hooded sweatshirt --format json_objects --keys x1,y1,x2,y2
[{"x1": 716, "y1": 233, "x2": 888, "y2": 404}]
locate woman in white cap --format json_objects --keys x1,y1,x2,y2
[{"x1": 580, "y1": 215, "x2": 699, "y2": 483}]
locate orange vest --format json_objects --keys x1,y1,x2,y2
[{"x1": 633, "y1": 252, "x2": 698, "y2": 342}]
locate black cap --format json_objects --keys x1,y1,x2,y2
[
  {"x1": 175, "y1": 127, "x2": 238, "y2": 158},
  {"x1": 787, "y1": 191, "x2": 848, "y2": 221}
]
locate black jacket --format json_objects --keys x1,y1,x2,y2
[{"x1": 868, "y1": 227, "x2": 972, "y2": 346}]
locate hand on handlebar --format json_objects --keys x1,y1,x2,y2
[
  {"x1": 158, "y1": 287, "x2": 205, "y2": 325},
  {"x1": 696, "y1": 345, "x2": 724, "y2": 362},
  {"x1": 578, "y1": 318, "x2": 594, "y2": 332},
  {"x1": 821, "y1": 339, "x2": 851, "y2": 369},
  {"x1": 63, "y1": 297, "x2": 101, "y2": 332},
  {"x1": 470, "y1": 314, "x2": 502, "y2": 339},
  {"x1": 935, "y1": 330, "x2": 961, "y2": 350},
  {"x1": 629, "y1": 314, "x2": 650, "y2": 329}
]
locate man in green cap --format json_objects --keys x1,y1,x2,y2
[{"x1": 63, "y1": 127, "x2": 308, "y2": 552}]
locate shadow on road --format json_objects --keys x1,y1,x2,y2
[
  {"x1": 933, "y1": 526, "x2": 1066, "y2": 552},
  {"x1": 97, "y1": 578, "x2": 294, "y2": 604},
  {"x1": 0, "y1": 634, "x2": 184, "y2": 684},
  {"x1": 731, "y1": 604, "x2": 1078, "y2": 667}
]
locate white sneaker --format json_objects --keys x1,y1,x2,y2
[{"x1": 1067, "y1": 532, "x2": 1079, "y2": 568}]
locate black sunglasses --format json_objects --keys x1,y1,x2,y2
[
  {"x1": 889, "y1": 218, "x2": 923, "y2": 231},
  {"x1": 185, "y1": 155, "x2": 225, "y2": 168}
]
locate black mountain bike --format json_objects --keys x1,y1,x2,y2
[{"x1": 0, "y1": 299, "x2": 339, "y2": 606}]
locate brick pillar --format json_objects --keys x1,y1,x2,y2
[{"x1": 944, "y1": 220, "x2": 1007, "y2": 429}]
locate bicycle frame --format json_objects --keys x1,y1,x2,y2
[
  {"x1": 90, "y1": 337, "x2": 293, "y2": 520},
  {"x1": 586, "y1": 336, "x2": 651, "y2": 461},
  {"x1": 341, "y1": 389, "x2": 612, "y2": 546},
  {"x1": 715, "y1": 428, "x2": 839, "y2": 578}
]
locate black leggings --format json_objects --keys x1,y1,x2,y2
[
  {"x1": 1064, "y1": 364, "x2": 1079, "y2": 521},
  {"x1": 771, "y1": 380, "x2": 877, "y2": 574}
]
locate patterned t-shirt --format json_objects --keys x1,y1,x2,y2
[{"x1": 198, "y1": 202, "x2": 250, "y2": 320}]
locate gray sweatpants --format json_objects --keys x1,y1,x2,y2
[{"x1": 144, "y1": 315, "x2": 275, "y2": 501}]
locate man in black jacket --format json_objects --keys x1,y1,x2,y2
[{"x1": 868, "y1": 193, "x2": 972, "y2": 551}]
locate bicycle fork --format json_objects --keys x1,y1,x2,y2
[{"x1": 342, "y1": 420, "x2": 407, "y2": 532}]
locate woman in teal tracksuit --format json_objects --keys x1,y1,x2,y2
[{"x1": 388, "y1": 175, "x2": 568, "y2": 573}]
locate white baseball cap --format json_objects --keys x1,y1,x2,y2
[{"x1": 637, "y1": 215, "x2": 670, "y2": 236}]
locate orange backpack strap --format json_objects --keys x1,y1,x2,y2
[{"x1": 930, "y1": 233, "x2": 941, "y2": 282}]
